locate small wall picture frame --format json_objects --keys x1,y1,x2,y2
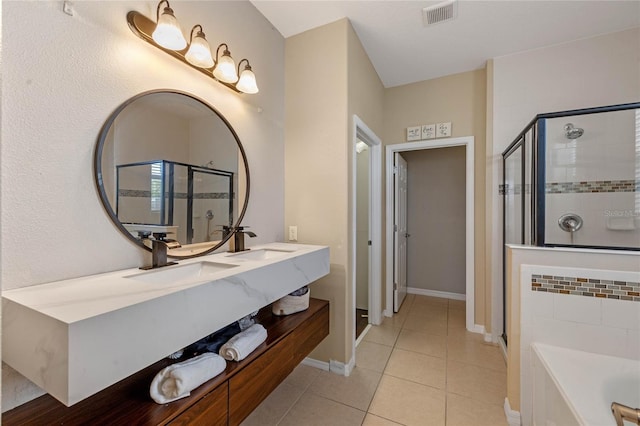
[
  {"x1": 436, "y1": 122, "x2": 452, "y2": 138},
  {"x1": 406, "y1": 126, "x2": 421, "y2": 141},
  {"x1": 421, "y1": 124, "x2": 436, "y2": 140}
]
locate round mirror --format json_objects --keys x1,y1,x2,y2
[{"x1": 94, "y1": 90, "x2": 249, "y2": 258}]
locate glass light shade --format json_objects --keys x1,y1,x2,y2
[
  {"x1": 213, "y1": 54, "x2": 238, "y2": 83},
  {"x1": 236, "y1": 68, "x2": 259, "y2": 94},
  {"x1": 152, "y1": 8, "x2": 187, "y2": 50},
  {"x1": 185, "y1": 34, "x2": 215, "y2": 68}
]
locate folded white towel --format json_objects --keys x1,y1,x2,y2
[
  {"x1": 150, "y1": 352, "x2": 226, "y2": 404},
  {"x1": 272, "y1": 291, "x2": 310, "y2": 316},
  {"x1": 219, "y1": 324, "x2": 267, "y2": 361}
]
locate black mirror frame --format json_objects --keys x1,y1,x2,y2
[{"x1": 93, "y1": 89, "x2": 250, "y2": 259}]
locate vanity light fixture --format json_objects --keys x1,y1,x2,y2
[
  {"x1": 127, "y1": 1, "x2": 259, "y2": 94},
  {"x1": 151, "y1": 0, "x2": 187, "y2": 51},
  {"x1": 185, "y1": 25, "x2": 215, "y2": 68},
  {"x1": 236, "y1": 59, "x2": 259, "y2": 94}
]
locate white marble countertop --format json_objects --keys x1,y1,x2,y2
[
  {"x1": 3, "y1": 242, "x2": 322, "y2": 323},
  {"x1": 2, "y1": 242, "x2": 330, "y2": 406}
]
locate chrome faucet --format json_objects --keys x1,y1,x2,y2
[
  {"x1": 140, "y1": 232, "x2": 181, "y2": 270},
  {"x1": 612, "y1": 402, "x2": 640, "y2": 426},
  {"x1": 224, "y1": 226, "x2": 257, "y2": 253}
]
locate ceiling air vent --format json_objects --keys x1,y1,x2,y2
[{"x1": 423, "y1": 0, "x2": 458, "y2": 27}]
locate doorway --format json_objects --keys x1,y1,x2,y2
[
  {"x1": 385, "y1": 137, "x2": 477, "y2": 332},
  {"x1": 351, "y1": 116, "x2": 382, "y2": 352}
]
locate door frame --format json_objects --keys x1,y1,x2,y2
[
  {"x1": 351, "y1": 115, "x2": 383, "y2": 347},
  {"x1": 385, "y1": 137, "x2": 477, "y2": 332}
]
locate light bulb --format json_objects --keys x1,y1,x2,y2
[
  {"x1": 236, "y1": 65, "x2": 259, "y2": 94},
  {"x1": 213, "y1": 47, "x2": 238, "y2": 83},
  {"x1": 152, "y1": 5, "x2": 186, "y2": 50},
  {"x1": 185, "y1": 28, "x2": 214, "y2": 68}
]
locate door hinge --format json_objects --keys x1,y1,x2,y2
[
  {"x1": 394, "y1": 224, "x2": 398, "y2": 232},
  {"x1": 368, "y1": 240, "x2": 372, "y2": 246},
  {"x1": 393, "y1": 282, "x2": 398, "y2": 290},
  {"x1": 393, "y1": 166, "x2": 398, "y2": 174}
]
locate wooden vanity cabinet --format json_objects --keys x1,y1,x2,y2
[
  {"x1": 2, "y1": 298, "x2": 330, "y2": 426},
  {"x1": 168, "y1": 384, "x2": 228, "y2": 426}
]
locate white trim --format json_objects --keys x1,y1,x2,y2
[
  {"x1": 470, "y1": 324, "x2": 485, "y2": 334},
  {"x1": 407, "y1": 287, "x2": 465, "y2": 301},
  {"x1": 504, "y1": 398, "x2": 522, "y2": 426},
  {"x1": 351, "y1": 115, "x2": 382, "y2": 374},
  {"x1": 383, "y1": 309, "x2": 392, "y2": 318},
  {"x1": 385, "y1": 137, "x2": 475, "y2": 332},
  {"x1": 499, "y1": 336, "x2": 508, "y2": 360},
  {"x1": 301, "y1": 357, "x2": 329, "y2": 371},
  {"x1": 301, "y1": 355, "x2": 359, "y2": 377},
  {"x1": 329, "y1": 356, "x2": 355, "y2": 377},
  {"x1": 484, "y1": 332, "x2": 495, "y2": 343},
  {"x1": 355, "y1": 324, "x2": 372, "y2": 347}
]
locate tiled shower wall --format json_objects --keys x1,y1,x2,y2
[
  {"x1": 519, "y1": 264, "x2": 640, "y2": 426},
  {"x1": 544, "y1": 109, "x2": 640, "y2": 248}
]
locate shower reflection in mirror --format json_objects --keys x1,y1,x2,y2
[{"x1": 116, "y1": 160, "x2": 234, "y2": 246}]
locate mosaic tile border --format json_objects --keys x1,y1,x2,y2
[
  {"x1": 118, "y1": 190, "x2": 231, "y2": 199},
  {"x1": 531, "y1": 274, "x2": 640, "y2": 302},
  {"x1": 546, "y1": 180, "x2": 638, "y2": 194}
]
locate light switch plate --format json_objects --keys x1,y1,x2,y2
[
  {"x1": 289, "y1": 226, "x2": 298, "y2": 241},
  {"x1": 436, "y1": 122, "x2": 452, "y2": 138},
  {"x1": 407, "y1": 126, "x2": 421, "y2": 141},
  {"x1": 421, "y1": 124, "x2": 436, "y2": 140}
]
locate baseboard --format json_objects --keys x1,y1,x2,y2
[
  {"x1": 355, "y1": 324, "x2": 372, "y2": 347},
  {"x1": 303, "y1": 356, "x2": 357, "y2": 377},
  {"x1": 407, "y1": 287, "x2": 465, "y2": 301},
  {"x1": 383, "y1": 309, "x2": 392, "y2": 317},
  {"x1": 498, "y1": 336, "x2": 508, "y2": 361},
  {"x1": 301, "y1": 357, "x2": 329, "y2": 371},
  {"x1": 504, "y1": 398, "x2": 522, "y2": 426},
  {"x1": 484, "y1": 332, "x2": 494, "y2": 343},
  {"x1": 327, "y1": 355, "x2": 355, "y2": 377}
]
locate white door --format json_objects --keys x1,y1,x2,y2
[{"x1": 394, "y1": 152, "x2": 408, "y2": 312}]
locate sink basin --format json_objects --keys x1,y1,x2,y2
[
  {"x1": 227, "y1": 248, "x2": 294, "y2": 261},
  {"x1": 125, "y1": 261, "x2": 238, "y2": 285}
]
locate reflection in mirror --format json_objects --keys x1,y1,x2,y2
[{"x1": 96, "y1": 90, "x2": 249, "y2": 258}]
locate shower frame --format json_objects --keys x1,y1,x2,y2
[{"x1": 501, "y1": 101, "x2": 640, "y2": 344}]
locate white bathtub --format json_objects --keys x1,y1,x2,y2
[{"x1": 532, "y1": 343, "x2": 640, "y2": 426}]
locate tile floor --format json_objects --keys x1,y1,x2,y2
[{"x1": 241, "y1": 294, "x2": 508, "y2": 426}]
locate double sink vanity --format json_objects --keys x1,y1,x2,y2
[
  {"x1": 3, "y1": 89, "x2": 331, "y2": 424},
  {"x1": 3, "y1": 243, "x2": 330, "y2": 424}
]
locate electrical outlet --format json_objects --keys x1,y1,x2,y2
[{"x1": 289, "y1": 226, "x2": 298, "y2": 241}]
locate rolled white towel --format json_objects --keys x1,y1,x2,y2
[
  {"x1": 150, "y1": 352, "x2": 226, "y2": 404},
  {"x1": 219, "y1": 324, "x2": 267, "y2": 361},
  {"x1": 272, "y1": 290, "x2": 310, "y2": 316}
]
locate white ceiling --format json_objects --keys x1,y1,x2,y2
[{"x1": 251, "y1": 0, "x2": 640, "y2": 87}]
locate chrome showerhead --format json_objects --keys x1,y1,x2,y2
[
  {"x1": 205, "y1": 210, "x2": 214, "y2": 220},
  {"x1": 564, "y1": 123, "x2": 584, "y2": 139}
]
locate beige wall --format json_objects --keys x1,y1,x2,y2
[
  {"x1": 403, "y1": 146, "x2": 466, "y2": 294},
  {"x1": 284, "y1": 19, "x2": 383, "y2": 366},
  {"x1": 383, "y1": 70, "x2": 487, "y2": 326},
  {"x1": 285, "y1": 19, "x2": 349, "y2": 364}
]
